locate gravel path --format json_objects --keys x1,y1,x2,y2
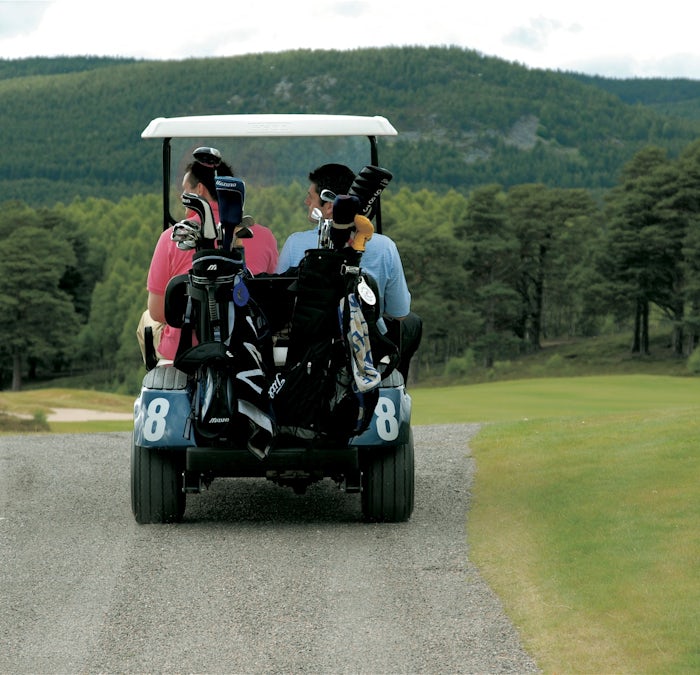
[{"x1": 0, "y1": 425, "x2": 539, "y2": 674}]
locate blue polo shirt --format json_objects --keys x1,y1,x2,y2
[{"x1": 276, "y1": 228, "x2": 411, "y2": 319}]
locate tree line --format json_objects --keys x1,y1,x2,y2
[
  {"x1": 4, "y1": 47, "x2": 700, "y2": 208},
  {"x1": 3, "y1": 139, "x2": 700, "y2": 392}
]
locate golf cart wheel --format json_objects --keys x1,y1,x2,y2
[
  {"x1": 360, "y1": 429, "x2": 415, "y2": 523},
  {"x1": 131, "y1": 438, "x2": 186, "y2": 524}
]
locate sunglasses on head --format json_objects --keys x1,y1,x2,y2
[{"x1": 193, "y1": 146, "x2": 222, "y2": 168}]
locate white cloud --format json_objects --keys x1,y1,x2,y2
[
  {"x1": 0, "y1": 0, "x2": 698, "y2": 79},
  {"x1": 503, "y1": 17, "x2": 575, "y2": 52},
  {"x1": 0, "y1": 0, "x2": 52, "y2": 39}
]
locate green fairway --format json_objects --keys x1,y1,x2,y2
[
  {"x1": 410, "y1": 374, "x2": 700, "y2": 424},
  {"x1": 411, "y1": 375, "x2": 700, "y2": 673}
]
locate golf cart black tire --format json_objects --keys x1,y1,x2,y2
[
  {"x1": 131, "y1": 439, "x2": 186, "y2": 524},
  {"x1": 360, "y1": 429, "x2": 415, "y2": 523}
]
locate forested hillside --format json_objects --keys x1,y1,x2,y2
[
  {"x1": 3, "y1": 46, "x2": 700, "y2": 206},
  {"x1": 3, "y1": 47, "x2": 700, "y2": 393},
  {"x1": 570, "y1": 73, "x2": 700, "y2": 120}
]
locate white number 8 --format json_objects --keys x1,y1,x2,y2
[
  {"x1": 143, "y1": 397, "x2": 170, "y2": 442},
  {"x1": 375, "y1": 396, "x2": 399, "y2": 441}
]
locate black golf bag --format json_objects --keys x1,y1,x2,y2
[
  {"x1": 269, "y1": 247, "x2": 399, "y2": 443},
  {"x1": 165, "y1": 247, "x2": 275, "y2": 459}
]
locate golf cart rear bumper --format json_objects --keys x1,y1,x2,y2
[{"x1": 133, "y1": 366, "x2": 411, "y2": 452}]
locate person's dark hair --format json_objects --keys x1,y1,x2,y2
[
  {"x1": 185, "y1": 159, "x2": 234, "y2": 198},
  {"x1": 309, "y1": 163, "x2": 356, "y2": 199}
]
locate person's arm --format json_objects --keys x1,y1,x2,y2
[
  {"x1": 237, "y1": 224, "x2": 278, "y2": 276},
  {"x1": 148, "y1": 291, "x2": 165, "y2": 323},
  {"x1": 259, "y1": 225, "x2": 279, "y2": 273},
  {"x1": 275, "y1": 237, "x2": 294, "y2": 274},
  {"x1": 146, "y1": 230, "x2": 171, "y2": 323},
  {"x1": 381, "y1": 240, "x2": 411, "y2": 320}
]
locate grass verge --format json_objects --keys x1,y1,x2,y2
[
  {"x1": 468, "y1": 409, "x2": 699, "y2": 673},
  {"x1": 411, "y1": 375, "x2": 700, "y2": 673},
  {"x1": 0, "y1": 387, "x2": 134, "y2": 415},
  {"x1": 46, "y1": 420, "x2": 134, "y2": 433},
  {"x1": 0, "y1": 388, "x2": 134, "y2": 434},
  {"x1": 410, "y1": 373, "x2": 700, "y2": 424}
]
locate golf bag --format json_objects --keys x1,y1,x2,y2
[
  {"x1": 165, "y1": 247, "x2": 275, "y2": 459},
  {"x1": 270, "y1": 247, "x2": 399, "y2": 442}
]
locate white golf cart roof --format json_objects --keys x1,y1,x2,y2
[{"x1": 141, "y1": 114, "x2": 398, "y2": 139}]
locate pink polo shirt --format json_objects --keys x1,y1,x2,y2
[{"x1": 147, "y1": 206, "x2": 279, "y2": 360}]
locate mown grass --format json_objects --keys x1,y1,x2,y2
[
  {"x1": 0, "y1": 387, "x2": 134, "y2": 415},
  {"x1": 468, "y1": 407, "x2": 699, "y2": 674},
  {"x1": 0, "y1": 388, "x2": 134, "y2": 434},
  {"x1": 409, "y1": 373, "x2": 700, "y2": 424},
  {"x1": 47, "y1": 420, "x2": 134, "y2": 433},
  {"x1": 0, "y1": 409, "x2": 49, "y2": 432},
  {"x1": 413, "y1": 374, "x2": 700, "y2": 674}
]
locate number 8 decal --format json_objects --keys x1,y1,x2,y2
[
  {"x1": 375, "y1": 396, "x2": 399, "y2": 441},
  {"x1": 143, "y1": 397, "x2": 170, "y2": 442}
]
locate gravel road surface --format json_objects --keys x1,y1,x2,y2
[{"x1": 0, "y1": 425, "x2": 538, "y2": 674}]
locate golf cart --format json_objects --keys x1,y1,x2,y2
[{"x1": 131, "y1": 114, "x2": 414, "y2": 524}]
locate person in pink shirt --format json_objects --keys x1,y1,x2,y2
[{"x1": 141, "y1": 155, "x2": 279, "y2": 363}]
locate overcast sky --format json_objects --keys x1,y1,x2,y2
[{"x1": 1, "y1": 0, "x2": 699, "y2": 79}]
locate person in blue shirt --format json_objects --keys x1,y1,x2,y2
[{"x1": 276, "y1": 163, "x2": 422, "y2": 382}]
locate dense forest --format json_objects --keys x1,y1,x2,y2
[
  {"x1": 2, "y1": 47, "x2": 700, "y2": 392},
  {"x1": 3, "y1": 46, "x2": 700, "y2": 205}
]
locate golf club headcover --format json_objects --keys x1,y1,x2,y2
[
  {"x1": 348, "y1": 165, "x2": 393, "y2": 220},
  {"x1": 180, "y1": 192, "x2": 217, "y2": 242},
  {"x1": 215, "y1": 176, "x2": 246, "y2": 250},
  {"x1": 330, "y1": 195, "x2": 361, "y2": 249},
  {"x1": 351, "y1": 215, "x2": 374, "y2": 252},
  {"x1": 332, "y1": 194, "x2": 361, "y2": 226}
]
